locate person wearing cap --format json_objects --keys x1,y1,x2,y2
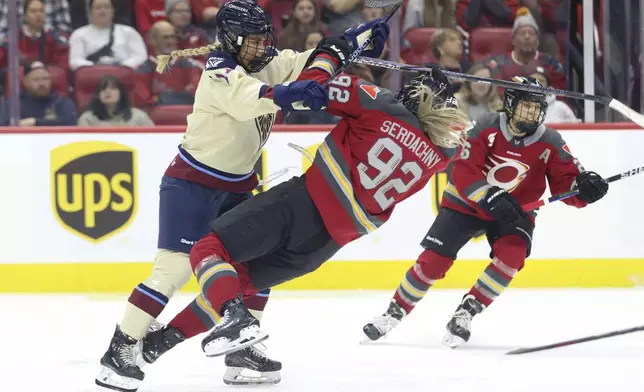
[
  {"x1": 0, "y1": 61, "x2": 77, "y2": 126},
  {"x1": 486, "y1": 12, "x2": 567, "y2": 90}
]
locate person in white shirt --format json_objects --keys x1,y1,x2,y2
[
  {"x1": 530, "y1": 70, "x2": 580, "y2": 124},
  {"x1": 68, "y1": 0, "x2": 147, "y2": 70}
]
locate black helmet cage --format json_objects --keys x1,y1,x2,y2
[
  {"x1": 395, "y1": 73, "x2": 457, "y2": 116},
  {"x1": 216, "y1": 0, "x2": 277, "y2": 73},
  {"x1": 503, "y1": 77, "x2": 548, "y2": 135}
]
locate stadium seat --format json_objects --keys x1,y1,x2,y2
[
  {"x1": 5, "y1": 65, "x2": 70, "y2": 97},
  {"x1": 469, "y1": 28, "x2": 513, "y2": 61},
  {"x1": 148, "y1": 105, "x2": 193, "y2": 125},
  {"x1": 73, "y1": 65, "x2": 135, "y2": 112},
  {"x1": 402, "y1": 27, "x2": 437, "y2": 65}
]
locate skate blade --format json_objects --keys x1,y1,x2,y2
[
  {"x1": 95, "y1": 366, "x2": 142, "y2": 392},
  {"x1": 442, "y1": 332, "x2": 466, "y2": 349},
  {"x1": 204, "y1": 329, "x2": 270, "y2": 357},
  {"x1": 223, "y1": 368, "x2": 281, "y2": 386}
]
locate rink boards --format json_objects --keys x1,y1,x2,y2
[{"x1": 1, "y1": 124, "x2": 643, "y2": 292}]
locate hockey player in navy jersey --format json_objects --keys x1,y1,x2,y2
[
  {"x1": 362, "y1": 76, "x2": 609, "y2": 348},
  {"x1": 95, "y1": 0, "x2": 329, "y2": 390}
]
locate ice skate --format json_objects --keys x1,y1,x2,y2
[
  {"x1": 141, "y1": 324, "x2": 185, "y2": 365},
  {"x1": 95, "y1": 325, "x2": 145, "y2": 392},
  {"x1": 201, "y1": 298, "x2": 269, "y2": 357},
  {"x1": 363, "y1": 299, "x2": 406, "y2": 341},
  {"x1": 442, "y1": 294, "x2": 485, "y2": 348},
  {"x1": 223, "y1": 344, "x2": 282, "y2": 385}
]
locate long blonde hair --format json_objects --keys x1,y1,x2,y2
[
  {"x1": 155, "y1": 43, "x2": 222, "y2": 73},
  {"x1": 412, "y1": 84, "x2": 472, "y2": 148}
]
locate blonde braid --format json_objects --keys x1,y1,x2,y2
[{"x1": 156, "y1": 43, "x2": 222, "y2": 73}]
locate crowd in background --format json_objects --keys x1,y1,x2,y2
[{"x1": 0, "y1": 0, "x2": 639, "y2": 127}]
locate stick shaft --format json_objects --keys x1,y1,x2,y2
[{"x1": 506, "y1": 325, "x2": 644, "y2": 355}]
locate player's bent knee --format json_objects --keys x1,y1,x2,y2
[
  {"x1": 492, "y1": 235, "x2": 528, "y2": 270},
  {"x1": 416, "y1": 249, "x2": 455, "y2": 280},
  {"x1": 143, "y1": 249, "x2": 192, "y2": 297}
]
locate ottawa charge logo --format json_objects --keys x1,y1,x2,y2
[{"x1": 50, "y1": 141, "x2": 137, "y2": 243}]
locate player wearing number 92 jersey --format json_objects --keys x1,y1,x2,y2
[{"x1": 182, "y1": 38, "x2": 472, "y2": 359}]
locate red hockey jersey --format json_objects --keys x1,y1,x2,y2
[
  {"x1": 298, "y1": 54, "x2": 462, "y2": 246},
  {"x1": 441, "y1": 112, "x2": 587, "y2": 220}
]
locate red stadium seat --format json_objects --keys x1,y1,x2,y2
[
  {"x1": 5, "y1": 65, "x2": 70, "y2": 97},
  {"x1": 469, "y1": 28, "x2": 513, "y2": 61},
  {"x1": 73, "y1": 65, "x2": 135, "y2": 112},
  {"x1": 402, "y1": 28, "x2": 437, "y2": 65},
  {"x1": 148, "y1": 105, "x2": 193, "y2": 126}
]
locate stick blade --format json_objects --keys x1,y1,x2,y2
[{"x1": 608, "y1": 99, "x2": 644, "y2": 128}]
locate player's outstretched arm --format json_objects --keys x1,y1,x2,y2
[{"x1": 545, "y1": 132, "x2": 608, "y2": 207}]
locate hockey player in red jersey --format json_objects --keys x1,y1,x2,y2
[
  {"x1": 162, "y1": 35, "x2": 472, "y2": 358},
  {"x1": 363, "y1": 76, "x2": 609, "y2": 348}
]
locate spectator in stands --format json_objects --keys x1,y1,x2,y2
[
  {"x1": 455, "y1": 0, "x2": 521, "y2": 31},
  {"x1": 0, "y1": 61, "x2": 76, "y2": 126},
  {"x1": 134, "y1": 20, "x2": 201, "y2": 108},
  {"x1": 0, "y1": 0, "x2": 69, "y2": 69},
  {"x1": 277, "y1": 0, "x2": 326, "y2": 51},
  {"x1": 304, "y1": 29, "x2": 325, "y2": 50},
  {"x1": 69, "y1": 0, "x2": 147, "y2": 71},
  {"x1": 529, "y1": 70, "x2": 579, "y2": 123},
  {"x1": 167, "y1": 0, "x2": 210, "y2": 51},
  {"x1": 190, "y1": 0, "x2": 220, "y2": 30},
  {"x1": 69, "y1": 0, "x2": 132, "y2": 30},
  {"x1": 323, "y1": 0, "x2": 363, "y2": 36},
  {"x1": 453, "y1": 62, "x2": 503, "y2": 121},
  {"x1": 403, "y1": 0, "x2": 456, "y2": 33},
  {"x1": 135, "y1": 0, "x2": 167, "y2": 36},
  {"x1": 428, "y1": 27, "x2": 468, "y2": 91},
  {"x1": 0, "y1": 0, "x2": 71, "y2": 40},
  {"x1": 78, "y1": 74, "x2": 154, "y2": 126},
  {"x1": 486, "y1": 13, "x2": 567, "y2": 90}
]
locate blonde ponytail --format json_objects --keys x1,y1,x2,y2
[
  {"x1": 156, "y1": 43, "x2": 222, "y2": 73},
  {"x1": 414, "y1": 84, "x2": 472, "y2": 148}
]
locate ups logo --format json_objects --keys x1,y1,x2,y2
[{"x1": 51, "y1": 141, "x2": 137, "y2": 243}]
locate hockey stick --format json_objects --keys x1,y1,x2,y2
[
  {"x1": 355, "y1": 57, "x2": 644, "y2": 128},
  {"x1": 322, "y1": 0, "x2": 403, "y2": 88},
  {"x1": 505, "y1": 324, "x2": 644, "y2": 355},
  {"x1": 521, "y1": 165, "x2": 644, "y2": 211}
]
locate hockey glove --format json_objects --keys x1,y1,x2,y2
[
  {"x1": 575, "y1": 171, "x2": 608, "y2": 203},
  {"x1": 426, "y1": 68, "x2": 457, "y2": 108},
  {"x1": 479, "y1": 186, "x2": 528, "y2": 223},
  {"x1": 304, "y1": 37, "x2": 352, "y2": 69},
  {"x1": 340, "y1": 17, "x2": 390, "y2": 59},
  {"x1": 268, "y1": 80, "x2": 328, "y2": 112}
]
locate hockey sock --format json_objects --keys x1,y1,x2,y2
[
  {"x1": 168, "y1": 293, "x2": 220, "y2": 339},
  {"x1": 469, "y1": 235, "x2": 525, "y2": 307},
  {"x1": 393, "y1": 250, "x2": 454, "y2": 314},
  {"x1": 191, "y1": 233, "x2": 240, "y2": 314},
  {"x1": 121, "y1": 284, "x2": 169, "y2": 340},
  {"x1": 243, "y1": 289, "x2": 271, "y2": 321}
]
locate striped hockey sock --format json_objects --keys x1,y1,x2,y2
[
  {"x1": 127, "y1": 283, "x2": 169, "y2": 319},
  {"x1": 393, "y1": 250, "x2": 454, "y2": 314},
  {"x1": 168, "y1": 293, "x2": 220, "y2": 339},
  {"x1": 469, "y1": 257, "x2": 518, "y2": 307}
]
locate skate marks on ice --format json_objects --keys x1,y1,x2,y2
[{"x1": 1, "y1": 289, "x2": 644, "y2": 392}]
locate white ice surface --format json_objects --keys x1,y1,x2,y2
[{"x1": 2, "y1": 289, "x2": 644, "y2": 392}]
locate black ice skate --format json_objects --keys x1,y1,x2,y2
[
  {"x1": 141, "y1": 325, "x2": 185, "y2": 365},
  {"x1": 95, "y1": 325, "x2": 145, "y2": 392},
  {"x1": 442, "y1": 294, "x2": 486, "y2": 348},
  {"x1": 201, "y1": 297, "x2": 269, "y2": 357},
  {"x1": 363, "y1": 299, "x2": 406, "y2": 341},
  {"x1": 223, "y1": 344, "x2": 282, "y2": 385}
]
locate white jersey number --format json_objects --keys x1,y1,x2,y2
[
  {"x1": 357, "y1": 138, "x2": 423, "y2": 210},
  {"x1": 328, "y1": 75, "x2": 352, "y2": 103}
]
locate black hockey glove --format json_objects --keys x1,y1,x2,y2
[
  {"x1": 304, "y1": 37, "x2": 352, "y2": 69},
  {"x1": 479, "y1": 186, "x2": 528, "y2": 224},
  {"x1": 426, "y1": 68, "x2": 457, "y2": 108},
  {"x1": 575, "y1": 171, "x2": 608, "y2": 203}
]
